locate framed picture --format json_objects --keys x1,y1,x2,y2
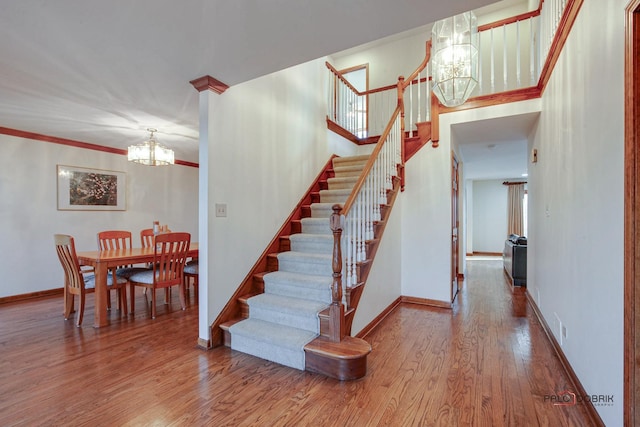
[{"x1": 57, "y1": 165, "x2": 126, "y2": 211}]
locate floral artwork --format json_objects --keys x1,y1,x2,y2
[
  {"x1": 57, "y1": 165, "x2": 126, "y2": 211},
  {"x1": 69, "y1": 171, "x2": 118, "y2": 206}
]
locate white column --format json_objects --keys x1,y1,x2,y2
[{"x1": 190, "y1": 76, "x2": 229, "y2": 348}]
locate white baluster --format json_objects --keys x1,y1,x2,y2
[
  {"x1": 530, "y1": 17, "x2": 535, "y2": 85},
  {"x1": 417, "y1": 71, "x2": 421, "y2": 124},
  {"x1": 426, "y1": 61, "x2": 431, "y2": 122},
  {"x1": 409, "y1": 79, "x2": 413, "y2": 134},
  {"x1": 478, "y1": 32, "x2": 483, "y2": 95},
  {"x1": 503, "y1": 24, "x2": 508, "y2": 91},
  {"x1": 490, "y1": 27, "x2": 495, "y2": 93},
  {"x1": 516, "y1": 20, "x2": 521, "y2": 88}
]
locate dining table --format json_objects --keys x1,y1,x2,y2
[{"x1": 76, "y1": 242, "x2": 198, "y2": 328}]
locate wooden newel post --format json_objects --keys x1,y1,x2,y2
[
  {"x1": 329, "y1": 204, "x2": 345, "y2": 342},
  {"x1": 397, "y1": 76, "x2": 406, "y2": 190}
]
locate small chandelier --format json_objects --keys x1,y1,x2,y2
[
  {"x1": 431, "y1": 11, "x2": 479, "y2": 107},
  {"x1": 127, "y1": 128, "x2": 175, "y2": 166}
]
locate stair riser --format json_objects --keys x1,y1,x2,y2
[
  {"x1": 277, "y1": 258, "x2": 332, "y2": 276},
  {"x1": 231, "y1": 335, "x2": 306, "y2": 370},
  {"x1": 264, "y1": 283, "x2": 332, "y2": 304},
  {"x1": 301, "y1": 222, "x2": 331, "y2": 235},
  {"x1": 289, "y1": 240, "x2": 333, "y2": 254},
  {"x1": 319, "y1": 194, "x2": 350, "y2": 204},
  {"x1": 249, "y1": 306, "x2": 319, "y2": 333},
  {"x1": 327, "y1": 178, "x2": 358, "y2": 190},
  {"x1": 310, "y1": 205, "x2": 333, "y2": 218}
]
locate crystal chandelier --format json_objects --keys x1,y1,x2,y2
[
  {"x1": 431, "y1": 11, "x2": 479, "y2": 107},
  {"x1": 127, "y1": 128, "x2": 175, "y2": 166}
]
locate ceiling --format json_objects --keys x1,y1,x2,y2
[
  {"x1": 1, "y1": 0, "x2": 533, "y2": 172},
  {"x1": 453, "y1": 112, "x2": 540, "y2": 181}
]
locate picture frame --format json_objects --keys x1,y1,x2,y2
[{"x1": 57, "y1": 165, "x2": 126, "y2": 211}]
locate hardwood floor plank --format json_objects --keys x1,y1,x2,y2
[{"x1": 0, "y1": 260, "x2": 594, "y2": 426}]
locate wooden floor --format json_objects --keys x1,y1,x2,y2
[{"x1": 0, "y1": 259, "x2": 594, "y2": 426}]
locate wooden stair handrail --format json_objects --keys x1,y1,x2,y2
[
  {"x1": 325, "y1": 61, "x2": 365, "y2": 96},
  {"x1": 341, "y1": 106, "x2": 401, "y2": 217},
  {"x1": 401, "y1": 41, "x2": 432, "y2": 92}
]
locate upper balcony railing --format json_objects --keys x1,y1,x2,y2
[{"x1": 326, "y1": 0, "x2": 572, "y2": 140}]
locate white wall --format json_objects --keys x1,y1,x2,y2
[
  {"x1": 527, "y1": 1, "x2": 625, "y2": 424},
  {"x1": 465, "y1": 179, "x2": 474, "y2": 254},
  {"x1": 401, "y1": 99, "x2": 540, "y2": 304},
  {"x1": 0, "y1": 134, "x2": 198, "y2": 298},
  {"x1": 199, "y1": 58, "x2": 359, "y2": 340},
  {"x1": 351, "y1": 192, "x2": 403, "y2": 335},
  {"x1": 472, "y1": 180, "x2": 508, "y2": 253}
]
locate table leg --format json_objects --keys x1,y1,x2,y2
[{"x1": 93, "y1": 263, "x2": 109, "y2": 328}]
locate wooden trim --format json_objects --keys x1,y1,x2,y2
[
  {"x1": 326, "y1": 118, "x2": 361, "y2": 144},
  {"x1": 472, "y1": 251, "x2": 502, "y2": 256},
  {"x1": 537, "y1": 0, "x2": 585, "y2": 94},
  {"x1": 354, "y1": 297, "x2": 402, "y2": 339},
  {"x1": 439, "y1": 86, "x2": 541, "y2": 113},
  {"x1": 525, "y1": 291, "x2": 605, "y2": 426},
  {"x1": 197, "y1": 337, "x2": 212, "y2": 350},
  {"x1": 400, "y1": 295, "x2": 452, "y2": 309},
  {"x1": 0, "y1": 126, "x2": 127, "y2": 155},
  {"x1": 0, "y1": 126, "x2": 199, "y2": 168},
  {"x1": 175, "y1": 159, "x2": 199, "y2": 168},
  {"x1": 625, "y1": 1, "x2": 640, "y2": 425},
  {"x1": 189, "y1": 75, "x2": 229, "y2": 94},
  {"x1": 0, "y1": 288, "x2": 64, "y2": 305}
]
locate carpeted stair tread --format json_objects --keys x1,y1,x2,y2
[
  {"x1": 319, "y1": 188, "x2": 352, "y2": 203},
  {"x1": 332, "y1": 154, "x2": 369, "y2": 166},
  {"x1": 247, "y1": 293, "x2": 328, "y2": 332},
  {"x1": 263, "y1": 270, "x2": 332, "y2": 303},
  {"x1": 277, "y1": 251, "x2": 332, "y2": 275},
  {"x1": 333, "y1": 165, "x2": 365, "y2": 177},
  {"x1": 327, "y1": 176, "x2": 359, "y2": 189},
  {"x1": 310, "y1": 202, "x2": 337, "y2": 218},
  {"x1": 300, "y1": 217, "x2": 331, "y2": 234},
  {"x1": 289, "y1": 233, "x2": 333, "y2": 253},
  {"x1": 229, "y1": 318, "x2": 318, "y2": 370}
]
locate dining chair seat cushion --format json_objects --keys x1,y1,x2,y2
[
  {"x1": 115, "y1": 266, "x2": 150, "y2": 279},
  {"x1": 183, "y1": 264, "x2": 198, "y2": 275},
  {"x1": 82, "y1": 273, "x2": 128, "y2": 289},
  {"x1": 128, "y1": 269, "x2": 173, "y2": 285}
]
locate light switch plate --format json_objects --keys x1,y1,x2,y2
[{"x1": 215, "y1": 203, "x2": 227, "y2": 217}]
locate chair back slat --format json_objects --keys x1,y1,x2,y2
[{"x1": 54, "y1": 234, "x2": 85, "y2": 292}]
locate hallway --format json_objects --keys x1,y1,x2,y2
[{"x1": 0, "y1": 259, "x2": 595, "y2": 426}]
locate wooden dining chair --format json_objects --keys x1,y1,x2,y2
[
  {"x1": 128, "y1": 232, "x2": 191, "y2": 319},
  {"x1": 54, "y1": 234, "x2": 128, "y2": 327},
  {"x1": 183, "y1": 259, "x2": 199, "y2": 300},
  {"x1": 97, "y1": 230, "x2": 148, "y2": 315}
]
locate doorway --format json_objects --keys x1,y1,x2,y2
[{"x1": 451, "y1": 152, "x2": 460, "y2": 302}]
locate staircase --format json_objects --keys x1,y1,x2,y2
[{"x1": 221, "y1": 155, "x2": 372, "y2": 376}]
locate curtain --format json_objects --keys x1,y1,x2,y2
[{"x1": 507, "y1": 183, "x2": 525, "y2": 236}]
